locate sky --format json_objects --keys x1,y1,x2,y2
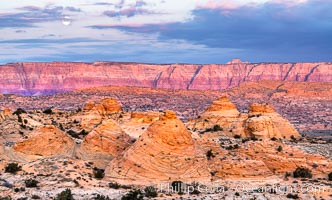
[{"x1": 0, "y1": 0, "x2": 331, "y2": 64}]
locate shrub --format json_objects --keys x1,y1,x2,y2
[
  {"x1": 121, "y1": 189, "x2": 143, "y2": 200},
  {"x1": 206, "y1": 150, "x2": 214, "y2": 160},
  {"x1": 93, "y1": 167, "x2": 105, "y2": 179},
  {"x1": 213, "y1": 125, "x2": 223, "y2": 131},
  {"x1": 13, "y1": 108, "x2": 27, "y2": 115},
  {"x1": 171, "y1": 181, "x2": 184, "y2": 194},
  {"x1": 0, "y1": 197, "x2": 12, "y2": 200},
  {"x1": 328, "y1": 172, "x2": 332, "y2": 181},
  {"x1": 293, "y1": 167, "x2": 312, "y2": 178},
  {"x1": 277, "y1": 146, "x2": 283, "y2": 152},
  {"x1": 43, "y1": 108, "x2": 53, "y2": 114},
  {"x1": 31, "y1": 195, "x2": 41, "y2": 199},
  {"x1": 24, "y1": 179, "x2": 38, "y2": 188},
  {"x1": 108, "y1": 182, "x2": 121, "y2": 189},
  {"x1": 234, "y1": 134, "x2": 241, "y2": 139},
  {"x1": 144, "y1": 186, "x2": 158, "y2": 198},
  {"x1": 94, "y1": 195, "x2": 110, "y2": 200},
  {"x1": 5, "y1": 163, "x2": 22, "y2": 174},
  {"x1": 286, "y1": 193, "x2": 299, "y2": 199},
  {"x1": 54, "y1": 188, "x2": 74, "y2": 200}
]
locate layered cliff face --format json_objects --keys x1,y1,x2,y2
[{"x1": 0, "y1": 61, "x2": 331, "y2": 95}]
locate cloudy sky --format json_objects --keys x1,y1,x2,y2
[{"x1": 0, "y1": 0, "x2": 331, "y2": 64}]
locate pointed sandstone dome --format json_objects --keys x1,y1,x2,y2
[
  {"x1": 13, "y1": 125, "x2": 75, "y2": 157},
  {"x1": 105, "y1": 110, "x2": 210, "y2": 184},
  {"x1": 187, "y1": 96, "x2": 245, "y2": 136},
  {"x1": 204, "y1": 96, "x2": 240, "y2": 116},
  {"x1": 0, "y1": 108, "x2": 12, "y2": 122},
  {"x1": 245, "y1": 103, "x2": 300, "y2": 139},
  {"x1": 81, "y1": 98, "x2": 122, "y2": 131},
  {"x1": 79, "y1": 119, "x2": 131, "y2": 160}
]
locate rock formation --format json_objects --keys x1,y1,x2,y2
[
  {"x1": 105, "y1": 110, "x2": 211, "y2": 184},
  {"x1": 79, "y1": 119, "x2": 131, "y2": 161},
  {"x1": 0, "y1": 108, "x2": 12, "y2": 122},
  {"x1": 0, "y1": 61, "x2": 331, "y2": 95},
  {"x1": 13, "y1": 125, "x2": 75, "y2": 157},
  {"x1": 80, "y1": 98, "x2": 122, "y2": 131},
  {"x1": 245, "y1": 103, "x2": 300, "y2": 139},
  {"x1": 187, "y1": 96, "x2": 246, "y2": 136}
]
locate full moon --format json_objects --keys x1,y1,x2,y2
[{"x1": 62, "y1": 16, "x2": 72, "y2": 26}]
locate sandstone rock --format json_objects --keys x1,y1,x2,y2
[
  {"x1": 235, "y1": 141, "x2": 332, "y2": 176},
  {"x1": 0, "y1": 108, "x2": 12, "y2": 121},
  {"x1": 187, "y1": 96, "x2": 245, "y2": 136},
  {"x1": 79, "y1": 119, "x2": 131, "y2": 161},
  {"x1": 80, "y1": 98, "x2": 122, "y2": 131},
  {"x1": 246, "y1": 103, "x2": 300, "y2": 139},
  {"x1": 13, "y1": 125, "x2": 75, "y2": 157},
  {"x1": 105, "y1": 110, "x2": 211, "y2": 184},
  {"x1": 245, "y1": 116, "x2": 281, "y2": 139}
]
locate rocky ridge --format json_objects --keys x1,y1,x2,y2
[{"x1": 0, "y1": 61, "x2": 331, "y2": 95}]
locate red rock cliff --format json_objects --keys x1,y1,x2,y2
[{"x1": 0, "y1": 61, "x2": 331, "y2": 95}]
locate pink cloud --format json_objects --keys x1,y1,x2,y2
[{"x1": 196, "y1": 0, "x2": 240, "y2": 11}]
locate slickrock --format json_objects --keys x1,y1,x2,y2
[
  {"x1": 80, "y1": 98, "x2": 122, "y2": 131},
  {"x1": 187, "y1": 96, "x2": 245, "y2": 136},
  {"x1": 79, "y1": 119, "x2": 131, "y2": 161},
  {"x1": 0, "y1": 61, "x2": 331, "y2": 95},
  {"x1": 105, "y1": 110, "x2": 211, "y2": 184},
  {"x1": 122, "y1": 112, "x2": 161, "y2": 138},
  {"x1": 234, "y1": 141, "x2": 332, "y2": 176},
  {"x1": 245, "y1": 103, "x2": 300, "y2": 139},
  {"x1": 245, "y1": 116, "x2": 281, "y2": 139},
  {"x1": 0, "y1": 108, "x2": 12, "y2": 121},
  {"x1": 13, "y1": 125, "x2": 75, "y2": 158}
]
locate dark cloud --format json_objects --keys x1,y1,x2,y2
[{"x1": 103, "y1": 0, "x2": 332, "y2": 62}]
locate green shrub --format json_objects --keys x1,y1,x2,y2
[
  {"x1": 171, "y1": 181, "x2": 184, "y2": 194},
  {"x1": 328, "y1": 172, "x2": 332, "y2": 181},
  {"x1": 43, "y1": 108, "x2": 53, "y2": 114},
  {"x1": 206, "y1": 150, "x2": 214, "y2": 160},
  {"x1": 213, "y1": 125, "x2": 223, "y2": 131},
  {"x1": 13, "y1": 108, "x2": 27, "y2": 115},
  {"x1": 108, "y1": 182, "x2": 121, "y2": 189},
  {"x1": 286, "y1": 193, "x2": 299, "y2": 199},
  {"x1": 144, "y1": 186, "x2": 158, "y2": 198},
  {"x1": 54, "y1": 188, "x2": 74, "y2": 200},
  {"x1": 5, "y1": 163, "x2": 22, "y2": 174},
  {"x1": 93, "y1": 167, "x2": 105, "y2": 179},
  {"x1": 24, "y1": 179, "x2": 38, "y2": 188},
  {"x1": 234, "y1": 134, "x2": 241, "y2": 139},
  {"x1": 121, "y1": 189, "x2": 143, "y2": 200},
  {"x1": 93, "y1": 195, "x2": 110, "y2": 200},
  {"x1": 277, "y1": 146, "x2": 283, "y2": 152},
  {"x1": 293, "y1": 167, "x2": 312, "y2": 178},
  {"x1": 0, "y1": 197, "x2": 12, "y2": 200}
]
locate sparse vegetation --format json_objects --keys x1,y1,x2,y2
[
  {"x1": 13, "y1": 108, "x2": 27, "y2": 115},
  {"x1": 121, "y1": 189, "x2": 144, "y2": 200},
  {"x1": 24, "y1": 179, "x2": 38, "y2": 188},
  {"x1": 293, "y1": 167, "x2": 312, "y2": 178},
  {"x1": 328, "y1": 172, "x2": 332, "y2": 181},
  {"x1": 54, "y1": 188, "x2": 74, "y2": 200},
  {"x1": 0, "y1": 197, "x2": 12, "y2": 200},
  {"x1": 108, "y1": 182, "x2": 121, "y2": 189},
  {"x1": 234, "y1": 134, "x2": 241, "y2": 139},
  {"x1": 286, "y1": 193, "x2": 299, "y2": 199},
  {"x1": 5, "y1": 163, "x2": 22, "y2": 174},
  {"x1": 43, "y1": 108, "x2": 53, "y2": 114},
  {"x1": 144, "y1": 186, "x2": 158, "y2": 198},
  {"x1": 277, "y1": 145, "x2": 283, "y2": 152},
  {"x1": 93, "y1": 167, "x2": 105, "y2": 179},
  {"x1": 94, "y1": 195, "x2": 110, "y2": 200},
  {"x1": 206, "y1": 149, "x2": 214, "y2": 160}
]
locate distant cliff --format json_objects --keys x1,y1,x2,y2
[{"x1": 0, "y1": 61, "x2": 331, "y2": 95}]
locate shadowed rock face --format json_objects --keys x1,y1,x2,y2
[
  {"x1": 0, "y1": 61, "x2": 331, "y2": 95},
  {"x1": 105, "y1": 110, "x2": 211, "y2": 184}
]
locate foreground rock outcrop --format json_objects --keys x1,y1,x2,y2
[
  {"x1": 79, "y1": 119, "x2": 131, "y2": 161},
  {"x1": 245, "y1": 103, "x2": 300, "y2": 139},
  {"x1": 0, "y1": 61, "x2": 331, "y2": 95},
  {"x1": 80, "y1": 98, "x2": 122, "y2": 131},
  {"x1": 188, "y1": 97, "x2": 300, "y2": 139},
  {"x1": 13, "y1": 125, "x2": 75, "y2": 158},
  {"x1": 105, "y1": 110, "x2": 211, "y2": 184}
]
